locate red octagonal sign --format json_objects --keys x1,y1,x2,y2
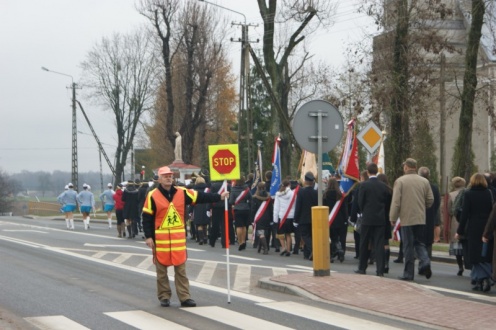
[{"x1": 212, "y1": 149, "x2": 236, "y2": 174}]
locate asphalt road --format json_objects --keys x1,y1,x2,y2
[{"x1": 0, "y1": 216, "x2": 493, "y2": 329}]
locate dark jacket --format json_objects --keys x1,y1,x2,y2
[
  {"x1": 229, "y1": 184, "x2": 252, "y2": 212},
  {"x1": 190, "y1": 182, "x2": 212, "y2": 226},
  {"x1": 294, "y1": 185, "x2": 318, "y2": 225},
  {"x1": 251, "y1": 190, "x2": 271, "y2": 231},
  {"x1": 122, "y1": 185, "x2": 139, "y2": 220},
  {"x1": 424, "y1": 183, "x2": 441, "y2": 245},
  {"x1": 323, "y1": 189, "x2": 348, "y2": 229},
  {"x1": 357, "y1": 177, "x2": 391, "y2": 226},
  {"x1": 458, "y1": 186, "x2": 494, "y2": 265}
]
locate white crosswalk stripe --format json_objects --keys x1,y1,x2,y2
[
  {"x1": 232, "y1": 264, "x2": 251, "y2": 292},
  {"x1": 24, "y1": 302, "x2": 411, "y2": 330},
  {"x1": 182, "y1": 306, "x2": 294, "y2": 329},
  {"x1": 258, "y1": 301, "x2": 402, "y2": 330},
  {"x1": 105, "y1": 310, "x2": 190, "y2": 330},
  {"x1": 25, "y1": 315, "x2": 91, "y2": 330},
  {"x1": 196, "y1": 261, "x2": 217, "y2": 283}
]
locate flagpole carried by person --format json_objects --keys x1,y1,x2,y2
[{"x1": 329, "y1": 119, "x2": 360, "y2": 226}]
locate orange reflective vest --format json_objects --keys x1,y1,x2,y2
[{"x1": 146, "y1": 188, "x2": 188, "y2": 266}]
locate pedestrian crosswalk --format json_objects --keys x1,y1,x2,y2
[{"x1": 24, "y1": 301, "x2": 403, "y2": 330}]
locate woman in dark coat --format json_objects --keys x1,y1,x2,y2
[
  {"x1": 323, "y1": 178, "x2": 348, "y2": 263},
  {"x1": 483, "y1": 204, "x2": 496, "y2": 284},
  {"x1": 250, "y1": 182, "x2": 271, "y2": 254},
  {"x1": 190, "y1": 176, "x2": 211, "y2": 245},
  {"x1": 122, "y1": 181, "x2": 140, "y2": 238},
  {"x1": 455, "y1": 173, "x2": 494, "y2": 292}
]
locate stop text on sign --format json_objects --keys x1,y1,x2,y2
[{"x1": 208, "y1": 144, "x2": 240, "y2": 181}]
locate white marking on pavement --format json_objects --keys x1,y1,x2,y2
[
  {"x1": 272, "y1": 267, "x2": 288, "y2": 276},
  {"x1": 92, "y1": 251, "x2": 107, "y2": 259},
  {"x1": 84, "y1": 243, "x2": 149, "y2": 250},
  {"x1": 223, "y1": 254, "x2": 260, "y2": 261},
  {"x1": 136, "y1": 256, "x2": 153, "y2": 270},
  {"x1": 105, "y1": 310, "x2": 191, "y2": 330},
  {"x1": 183, "y1": 306, "x2": 294, "y2": 330},
  {"x1": 0, "y1": 235, "x2": 42, "y2": 248},
  {"x1": 3, "y1": 229, "x2": 48, "y2": 233},
  {"x1": 259, "y1": 301, "x2": 402, "y2": 330},
  {"x1": 422, "y1": 285, "x2": 496, "y2": 303},
  {"x1": 233, "y1": 264, "x2": 251, "y2": 292},
  {"x1": 112, "y1": 253, "x2": 131, "y2": 264},
  {"x1": 25, "y1": 315, "x2": 91, "y2": 330},
  {"x1": 196, "y1": 261, "x2": 217, "y2": 283}
]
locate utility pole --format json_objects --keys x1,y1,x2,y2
[{"x1": 42, "y1": 67, "x2": 80, "y2": 190}]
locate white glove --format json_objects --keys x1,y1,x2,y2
[
  {"x1": 293, "y1": 222, "x2": 299, "y2": 228},
  {"x1": 206, "y1": 211, "x2": 211, "y2": 217}
]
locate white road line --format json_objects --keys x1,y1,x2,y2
[
  {"x1": 422, "y1": 285, "x2": 496, "y2": 303},
  {"x1": 136, "y1": 256, "x2": 153, "y2": 270},
  {"x1": 183, "y1": 306, "x2": 294, "y2": 330},
  {"x1": 25, "y1": 315, "x2": 91, "y2": 330},
  {"x1": 196, "y1": 261, "x2": 217, "y2": 283},
  {"x1": 84, "y1": 243, "x2": 149, "y2": 250},
  {"x1": 3, "y1": 229, "x2": 48, "y2": 233},
  {"x1": 105, "y1": 310, "x2": 191, "y2": 330},
  {"x1": 225, "y1": 254, "x2": 260, "y2": 261},
  {"x1": 113, "y1": 253, "x2": 132, "y2": 264},
  {"x1": 258, "y1": 301, "x2": 402, "y2": 330},
  {"x1": 233, "y1": 264, "x2": 251, "y2": 292},
  {"x1": 0, "y1": 235, "x2": 42, "y2": 248},
  {"x1": 92, "y1": 251, "x2": 107, "y2": 258}
]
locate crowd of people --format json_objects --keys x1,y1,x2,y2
[{"x1": 56, "y1": 157, "x2": 496, "y2": 307}]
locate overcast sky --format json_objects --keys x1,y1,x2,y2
[{"x1": 0, "y1": 0, "x2": 373, "y2": 175}]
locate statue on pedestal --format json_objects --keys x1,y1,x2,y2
[{"x1": 174, "y1": 132, "x2": 182, "y2": 161}]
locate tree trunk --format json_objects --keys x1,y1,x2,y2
[{"x1": 452, "y1": 0, "x2": 485, "y2": 182}]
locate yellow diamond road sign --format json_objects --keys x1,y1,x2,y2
[{"x1": 357, "y1": 121, "x2": 383, "y2": 154}]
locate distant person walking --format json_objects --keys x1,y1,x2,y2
[
  {"x1": 100, "y1": 183, "x2": 115, "y2": 229},
  {"x1": 57, "y1": 183, "x2": 77, "y2": 230},
  {"x1": 447, "y1": 176, "x2": 466, "y2": 276},
  {"x1": 113, "y1": 183, "x2": 125, "y2": 237},
  {"x1": 294, "y1": 172, "x2": 319, "y2": 260},
  {"x1": 389, "y1": 158, "x2": 434, "y2": 281},
  {"x1": 77, "y1": 183, "x2": 95, "y2": 230}
]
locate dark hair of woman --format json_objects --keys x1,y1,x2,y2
[
  {"x1": 325, "y1": 178, "x2": 342, "y2": 200},
  {"x1": 377, "y1": 173, "x2": 392, "y2": 192}
]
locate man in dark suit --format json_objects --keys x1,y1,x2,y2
[
  {"x1": 294, "y1": 172, "x2": 319, "y2": 260},
  {"x1": 418, "y1": 167, "x2": 440, "y2": 259},
  {"x1": 356, "y1": 163, "x2": 391, "y2": 276}
]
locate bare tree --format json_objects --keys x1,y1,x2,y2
[
  {"x1": 452, "y1": 0, "x2": 486, "y2": 181},
  {"x1": 80, "y1": 28, "x2": 159, "y2": 182},
  {"x1": 138, "y1": 0, "x2": 232, "y2": 166},
  {"x1": 256, "y1": 0, "x2": 336, "y2": 175}
]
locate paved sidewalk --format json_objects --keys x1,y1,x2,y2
[{"x1": 259, "y1": 272, "x2": 494, "y2": 329}]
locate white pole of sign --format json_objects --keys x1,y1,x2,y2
[{"x1": 224, "y1": 179, "x2": 231, "y2": 303}]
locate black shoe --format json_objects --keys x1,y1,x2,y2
[
  {"x1": 199, "y1": 241, "x2": 203, "y2": 245},
  {"x1": 384, "y1": 266, "x2": 389, "y2": 274},
  {"x1": 472, "y1": 283, "x2": 482, "y2": 291},
  {"x1": 160, "y1": 299, "x2": 170, "y2": 307},
  {"x1": 181, "y1": 299, "x2": 197, "y2": 307},
  {"x1": 457, "y1": 269, "x2": 463, "y2": 276},
  {"x1": 292, "y1": 251, "x2": 299, "y2": 255},
  {"x1": 285, "y1": 252, "x2": 291, "y2": 257},
  {"x1": 398, "y1": 276, "x2": 413, "y2": 281},
  {"x1": 275, "y1": 248, "x2": 280, "y2": 253},
  {"x1": 393, "y1": 258, "x2": 403, "y2": 264},
  {"x1": 354, "y1": 269, "x2": 366, "y2": 274},
  {"x1": 280, "y1": 250, "x2": 287, "y2": 256},
  {"x1": 482, "y1": 278, "x2": 491, "y2": 292},
  {"x1": 422, "y1": 265, "x2": 432, "y2": 279},
  {"x1": 338, "y1": 251, "x2": 345, "y2": 263}
]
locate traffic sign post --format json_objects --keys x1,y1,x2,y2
[
  {"x1": 292, "y1": 100, "x2": 344, "y2": 277},
  {"x1": 208, "y1": 144, "x2": 240, "y2": 303}
]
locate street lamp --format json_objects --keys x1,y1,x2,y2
[
  {"x1": 42, "y1": 66, "x2": 79, "y2": 190},
  {"x1": 198, "y1": 0, "x2": 253, "y2": 173}
]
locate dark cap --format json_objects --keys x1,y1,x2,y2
[
  {"x1": 134, "y1": 178, "x2": 141, "y2": 184},
  {"x1": 153, "y1": 175, "x2": 159, "y2": 181},
  {"x1": 402, "y1": 158, "x2": 417, "y2": 168},
  {"x1": 304, "y1": 171, "x2": 315, "y2": 182}
]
